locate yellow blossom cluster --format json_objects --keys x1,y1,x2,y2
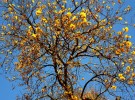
[
  {"x1": 1, "y1": 1, "x2": 135, "y2": 100},
  {"x1": 118, "y1": 73, "x2": 125, "y2": 81},
  {"x1": 115, "y1": 40, "x2": 132, "y2": 55}
]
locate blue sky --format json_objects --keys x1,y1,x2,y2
[
  {"x1": 0, "y1": 0, "x2": 135, "y2": 100},
  {"x1": 0, "y1": 77, "x2": 18, "y2": 99}
]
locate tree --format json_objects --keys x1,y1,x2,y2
[{"x1": 0, "y1": 0, "x2": 135, "y2": 100}]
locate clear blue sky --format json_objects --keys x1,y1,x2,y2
[
  {"x1": 0, "y1": 0, "x2": 135, "y2": 100},
  {"x1": 0, "y1": 76, "x2": 21, "y2": 100}
]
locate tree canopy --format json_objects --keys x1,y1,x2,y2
[{"x1": 0, "y1": 0, "x2": 135, "y2": 100}]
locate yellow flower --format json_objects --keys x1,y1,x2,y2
[
  {"x1": 123, "y1": 27, "x2": 129, "y2": 32},
  {"x1": 32, "y1": 33, "x2": 37, "y2": 38},
  {"x1": 120, "y1": 47, "x2": 125, "y2": 52},
  {"x1": 75, "y1": 2, "x2": 78, "y2": 5},
  {"x1": 29, "y1": 26, "x2": 33, "y2": 31},
  {"x1": 41, "y1": 5, "x2": 46, "y2": 9},
  {"x1": 8, "y1": 7, "x2": 13, "y2": 12},
  {"x1": 66, "y1": 12, "x2": 72, "y2": 17},
  {"x1": 62, "y1": 0, "x2": 67, "y2": 3},
  {"x1": 82, "y1": 18, "x2": 87, "y2": 23},
  {"x1": 111, "y1": 85, "x2": 117, "y2": 90},
  {"x1": 125, "y1": 34, "x2": 131, "y2": 38},
  {"x1": 2, "y1": 25, "x2": 6, "y2": 30},
  {"x1": 55, "y1": 19, "x2": 60, "y2": 25},
  {"x1": 41, "y1": 17, "x2": 47, "y2": 23},
  {"x1": 104, "y1": 79, "x2": 108, "y2": 83},
  {"x1": 80, "y1": 12, "x2": 86, "y2": 18},
  {"x1": 128, "y1": 79, "x2": 134, "y2": 85},
  {"x1": 132, "y1": 73, "x2": 135, "y2": 77},
  {"x1": 126, "y1": 66, "x2": 131, "y2": 72},
  {"x1": 41, "y1": 88, "x2": 46, "y2": 92},
  {"x1": 120, "y1": 76, "x2": 126, "y2": 81},
  {"x1": 132, "y1": 51, "x2": 135, "y2": 55},
  {"x1": 118, "y1": 73, "x2": 122, "y2": 77},
  {"x1": 115, "y1": 49, "x2": 121, "y2": 55},
  {"x1": 112, "y1": 78, "x2": 116, "y2": 83},
  {"x1": 36, "y1": 9, "x2": 42, "y2": 16},
  {"x1": 118, "y1": 17, "x2": 122, "y2": 20},
  {"x1": 36, "y1": 27, "x2": 43, "y2": 33},
  {"x1": 72, "y1": 16, "x2": 77, "y2": 21},
  {"x1": 118, "y1": 73, "x2": 125, "y2": 81},
  {"x1": 32, "y1": 0, "x2": 34, "y2": 3},
  {"x1": 71, "y1": 95, "x2": 78, "y2": 100},
  {"x1": 70, "y1": 24, "x2": 76, "y2": 29},
  {"x1": 117, "y1": 31, "x2": 123, "y2": 35},
  {"x1": 126, "y1": 41, "x2": 132, "y2": 48},
  {"x1": 128, "y1": 58, "x2": 132, "y2": 64}
]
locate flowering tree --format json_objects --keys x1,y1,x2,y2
[{"x1": 0, "y1": 0, "x2": 135, "y2": 100}]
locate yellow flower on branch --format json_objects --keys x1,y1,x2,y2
[
  {"x1": 125, "y1": 34, "x2": 131, "y2": 38},
  {"x1": 36, "y1": 8, "x2": 42, "y2": 16},
  {"x1": 13, "y1": 16, "x2": 18, "y2": 20},
  {"x1": 80, "y1": 12, "x2": 86, "y2": 18},
  {"x1": 115, "y1": 49, "x2": 121, "y2": 55},
  {"x1": 128, "y1": 58, "x2": 132, "y2": 64},
  {"x1": 118, "y1": 73, "x2": 125, "y2": 81},
  {"x1": 126, "y1": 66, "x2": 131, "y2": 72},
  {"x1": 82, "y1": 18, "x2": 87, "y2": 23},
  {"x1": 2, "y1": 25, "x2": 6, "y2": 30},
  {"x1": 32, "y1": 33, "x2": 37, "y2": 38},
  {"x1": 55, "y1": 19, "x2": 60, "y2": 25},
  {"x1": 71, "y1": 95, "x2": 78, "y2": 100},
  {"x1": 62, "y1": 0, "x2": 67, "y2": 3},
  {"x1": 132, "y1": 73, "x2": 135, "y2": 77},
  {"x1": 70, "y1": 24, "x2": 76, "y2": 29},
  {"x1": 112, "y1": 78, "x2": 116, "y2": 83},
  {"x1": 8, "y1": 7, "x2": 13, "y2": 12},
  {"x1": 117, "y1": 31, "x2": 123, "y2": 35},
  {"x1": 32, "y1": 0, "x2": 34, "y2": 3},
  {"x1": 111, "y1": 85, "x2": 117, "y2": 90},
  {"x1": 132, "y1": 51, "x2": 135, "y2": 55},
  {"x1": 41, "y1": 17, "x2": 47, "y2": 23},
  {"x1": 66, "y1": 12, "x2": 72, "y2": 18},
  {"x1": 128, "y1": 79, "x2": 134, "y2": 85},
  {"x1": 126, "y1": 41, "x2": 132, "y2": 48},
  {"x1": 123, "y1": 27, "x2": 129, "y2": 32},
  {"x1": 72, "y1": 16, "x2": 77, "y2": 21},
  {"x1": 36, "y1": 27, "x2": 43, "y2": 33}
]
